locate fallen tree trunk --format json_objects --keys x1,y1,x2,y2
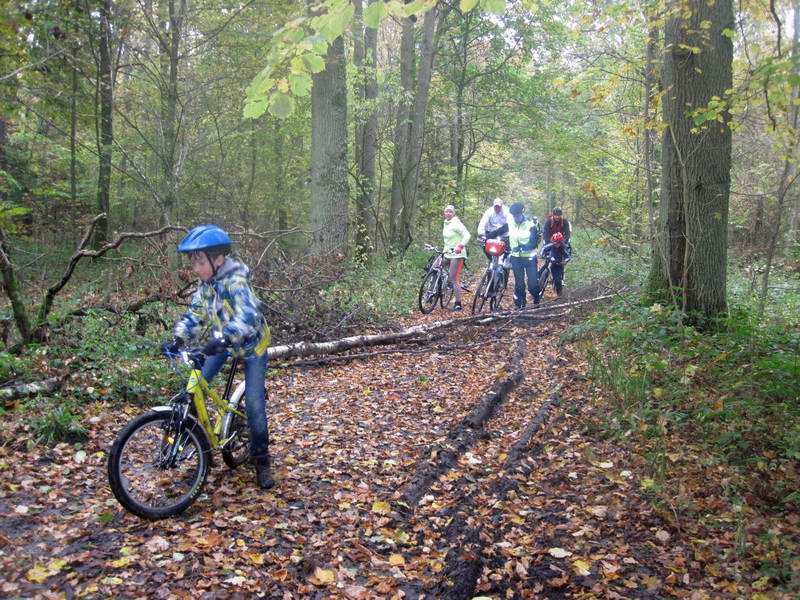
[
  {"x1": 266, "y1": 290, "x2": 621, "y2": 362},
  {"x1": 0, "y1": 377, "x2": 63, "y2": 403}
]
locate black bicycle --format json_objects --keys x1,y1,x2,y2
[
  {"x1": 472, "y1": 238, "x2": 508, "y2": 314},
  {"x1": 418, "y1": 245, "x2": 455, "y2": 314},
  {"x1": 537, "y1": 253, "x2": 570, "y2": 298}
]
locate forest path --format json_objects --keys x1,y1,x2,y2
[{"x1": 0, "y1": 274, "x2": 699, "y2": 599}]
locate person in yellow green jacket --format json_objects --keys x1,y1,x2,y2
[
  {"x1": 507, "y1": 203, "x2": 540, "y2": 309},
  {"x1": 442, "y1": 204, "x2": 471, "y2": 311}
]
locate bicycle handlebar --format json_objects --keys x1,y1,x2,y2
[
  {"x1": 163, "y1": 348, "x2": 212, "y2": 370},
  {"x1": 425, "y1": 244, "x2": 458, "y2": 254}
]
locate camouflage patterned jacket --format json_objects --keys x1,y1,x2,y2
[{"x1": 174, "y1": 257, "x2": 270, "y2": 358}]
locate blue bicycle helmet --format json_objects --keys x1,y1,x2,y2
[
  {"x1": 178, "y1": 224, "x2": 231, "y2": 254},
  {"x1": 509, "y1": 202, "x2": 525, "y2": 216}
]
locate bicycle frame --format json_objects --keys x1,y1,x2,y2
[{"x1": 156, "y1": 355, "x2": 247, "y2": 451}]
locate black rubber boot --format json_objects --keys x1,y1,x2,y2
[{"x1": 253, "y1": 453, "x2": 274, "y2": 490}]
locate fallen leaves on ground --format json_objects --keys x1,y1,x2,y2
[{"x1": 0, "y1": 278, "x2": 796, "y2": 598}]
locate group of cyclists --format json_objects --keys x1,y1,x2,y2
[
  {"x1": 442, "y1": 198, "x2": 572, "y2": 311},
  {"x1": 148, "y1": 208, "x2": 568, "y2": 492}
]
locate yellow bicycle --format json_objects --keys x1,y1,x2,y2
[{"x1": 107, "y1": 349, "x2": 255, "y2": 519}]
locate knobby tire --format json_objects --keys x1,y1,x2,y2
[
  {"x1": 472, "y1": 271, "x2": 491, "y2": 314},
  {"x1": 108, "y1": 411, "x2": 211, "y2": 520},
  {"x1": 418, "y1": 270, "x2": 440, "y2": 314},
  {"x1": 221, "y1": 393, "x2": 253, "y2": 469}
]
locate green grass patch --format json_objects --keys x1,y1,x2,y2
[
  {"x1": 25, "y1": 400, "x2": 88, "y2": 445},
  {"x1": 325, "y1": 246, "x2": 441, "y2": 320}
]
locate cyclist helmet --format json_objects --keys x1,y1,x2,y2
[
  {"x1": 509, "y1": 202, "x2": 525, "y2": 216},
  {"x1": 178, "y1": 224, "x2": 231, "y2": 255},
  {"x1": 552, "y1": 207, "x2": 563, "y2": 216},
  {"x1": 552, "y1": 232, "x2": 564, "y2": 244}
]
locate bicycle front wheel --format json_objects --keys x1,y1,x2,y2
[
  {"x1": 538, "y1": 267, "x2": 550, "y2": 298},
  {"x1": 418, "y1": 270, "x2": 440, "y2": 314},
  {"x1": 472, "y1": 271, "x2": 491, "y2": 314},
  {"x1": 108, "y1": 411, "x2": 210, "y2": 520}
]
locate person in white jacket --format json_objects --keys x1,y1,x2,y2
[
  {"x1": 477, "y1": 198, "x2": 511, "y2": 239},
  {"x1": 477, "y1": 198, "x2": 512, "y2": 268}
]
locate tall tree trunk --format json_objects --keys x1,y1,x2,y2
[
  {"x1": 0, "y1": 117, "x2": 7, "y2": 190},
  {"x1": 70, "y1": 39, "x2": 79, "y2": 209},
  {"x1": 273, "y1": 120, "x2": 288, "y2": 233},
  {"x1": 92, "y1": 0, "x2": 113, "y2": 249},
  {"x1": 643, "y1": 16, "x2": 659, "y2": 242},
  {"x1": 353, "y1": 0, "x2": 378, "y2": 262},
  {"x1": 453, "y1": 12, "x2": 470, "y2": 204},
  {"x1": 389, "y1": 16, "x2": 416, "y2": 252},
  {"x1": 310, "y1": 36, "x2": 350, "y2": 256},
  {"x1": 399, "y1": 7, "x2": 439, "y2": 249},
  {"x1": 0, "y1": 228, "x2": 32, "y2": 343},
  {"x1": 158, "y1": 0, "x2": 184, "y2": 225},
  {"x1": 647, "y1": 0, "x2": 734, "y2": 322},
  {"x1": 786, "y1": 1, "x2": 800, "y2": 242}
]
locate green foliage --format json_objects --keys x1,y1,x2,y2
[
  {"x1": 26, "y1": 401, "x2": 87, "y2": 445},
  {"x1": 0, "y1": 351, "x2": 30, "y2": 384},
  {"x1": 570, "y1": 268, "x2": 800, "y2": 510},
  {"x1": 324, "y1": 246, "x2": 434, "y2": 319}
]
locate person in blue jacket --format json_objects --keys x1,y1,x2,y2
[{"x1": 162, "y1": 225, "x2": 274, "y2": 489}]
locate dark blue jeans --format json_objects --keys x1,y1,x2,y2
[
  {"x1": 510, "y1": 255, "x2": 540, "y2": 308},
  {"x1": 202, "y1": 351, "x2": 269, "y2": 458}
]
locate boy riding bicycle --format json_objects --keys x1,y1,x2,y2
[{"x1": 162, "y1": 224, "x2": 274, "y2": 489}]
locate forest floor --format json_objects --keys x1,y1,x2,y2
[{"x1": 0, "y1": 274, "x2": 795, "y2": 599}]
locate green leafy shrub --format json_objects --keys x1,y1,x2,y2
[
  {"x1": 0, "y1": 351, "x2": 30, "y2": 384},
  {"x1": 569, "y1": 281, "x2": 800, "y2": 511},
  {"x1": 27, "y1": 402, "x2": 87, "y2": 445}
]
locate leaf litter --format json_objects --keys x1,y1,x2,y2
[{"x1": 0, "y1": 289, "x2": 796, "y2": 598}]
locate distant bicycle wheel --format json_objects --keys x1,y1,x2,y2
[
  {"x1": 440, "y1": 275, "x2": 454, "y2": 308},
  {"x1": 471, "y1": 271, "x2": 491, "y2": 314},
  {"x1": 418, "y1": 270, "x2": 440, "y2": 314},
  {"x1": 538, "y1": 267, "x2": 550, "y2": 297},
  {"x1": 490, "y1": 270, "x2": 507, "y2": 311}
]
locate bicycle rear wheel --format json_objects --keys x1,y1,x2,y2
[
  {"x1": 440, "y1": 274, "x2": 454, "y2": 308},
  {"x1": 490, "y1": 270, "x2": 507, "y2": 312},
  {"x1": 418, "y1": 270, "x2": 440, "y2": 314},
  {"x1": 108, "y1": 410, "x2": 210, "y2": 520},
  {"x1": 471, "y1": 271, "x2": 491, "y2": 314},
  {"x1": 221, "y1": 390, "x2": 253, "y2": 469}
]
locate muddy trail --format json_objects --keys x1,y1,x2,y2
[{"x1": 0, "y1": 279, "x2": 700, "y2": 599}]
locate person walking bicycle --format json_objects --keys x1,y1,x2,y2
[
  {"x1": 507, "y1": 203, "x2": 540, "y2": 309},
  {"x1": 442, "y1": 204, "x2": 470, "y2": 311}
]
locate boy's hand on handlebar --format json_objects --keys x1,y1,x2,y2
[
  {"x1": 161, "y1": 336, "x2": 184, "y2": 356},
  {"x1": 454, "y1": 243, "x2": 464, "y2": 253},
  {"x1": 202, "y1": 336, "x2": 230, "y2": 357}
]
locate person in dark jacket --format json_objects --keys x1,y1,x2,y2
[
  {"x1": 539, "y1": 231, "x2": 571, "y2": 297},
  {"x1": 543, "y1": 206, "x2": 572, "y2": 246}
]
